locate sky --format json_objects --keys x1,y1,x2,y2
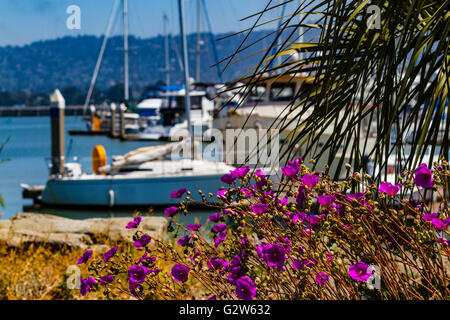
[{"x1": 0, "y1": 0, "x2": 306, "y2": 46}]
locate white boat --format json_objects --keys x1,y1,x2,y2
[
  {"x1": 135, "y1": 88, "x2": 215, "y2": 141},
  {"x1": 40, "y1": 144, "x2": 234, "y2": 207}
]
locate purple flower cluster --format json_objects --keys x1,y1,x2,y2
[
  {"x1": 281, "y1": 158, "x2": 301, "y2": 178},
  {"x1": 77, "y1": 250, "x2": 93, "y2": 265},
  {"x1": 126, "y1": 216, "x2": 142, "y2": 229},
  {"x1": 379, "y1": 182, "x2": 402, "y2": 195},
  {"x1": 103, "y1": 245, "x2": 118, "y2": 262},
  {"x1": 348, "y1": 261, "x2": 372, "y2": 281},
  {"x1": 134, "y1": 234, "x2": 151, "y2": 249},
  {"x1": 80, "y1": 277, "x2": 96, "y2": 296},
  {"x1": 129, "y1": 265, "x2": 148, "y2": 284},
  {"x1": 259, "y1": 244, "x2": 287, "y2": 268},
  {"x1": 207, "y1": 257, "x2": 229, "y2": 271},
  {"x1": 301, "y1": 174, "x2": 319, "y2": 188},
  {"x1": 170, "y1": 187, "x2": 187, "y2": 199},
  {"x1": 414, "y1": 163, "x2": 434, "y2": 188},
  {"x1": 251, "y1": 203, "x2": 269, "y2": 215},
  {"x1": 171, "y1": 264, "x2": 190, "y2": 282},
  {"x1": 164, "y1": 206, "x2": 178, "y2": 218},
  {"x1": 235, "y1": 276, "x2": 257, "y2": 300}
]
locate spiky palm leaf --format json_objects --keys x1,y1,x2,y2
[{"x1": 223, "y1": 0, "x2": 449, "y2": 182}]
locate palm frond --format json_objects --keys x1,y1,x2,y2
[{"x1": 227, "y1": 0, "x2": 449, "y2": 182}]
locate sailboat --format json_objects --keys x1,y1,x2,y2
[{"x1": 25, "y1": 0, "x2": 235, "y2": 208}]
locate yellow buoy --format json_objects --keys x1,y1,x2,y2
[
  {"x1": 92, "y1": 116, "x2": 101, "y2": 132},
  {"x1": 92, "y1": 145, "x2": 107, "y2": 175}
]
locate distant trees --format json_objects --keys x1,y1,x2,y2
[
  {"x1": 0, "y1": 90, "x2": 49, "y2": 106},
  {"x1": 0, "y1": 82, "x2": 164, "y2": 107}
]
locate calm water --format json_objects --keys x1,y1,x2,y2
[{"x1": 0, "y1": 116, "x2": 213, "y2": 224}]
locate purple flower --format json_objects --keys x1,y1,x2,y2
[
  {"x1": 438, "y1": 237, "x2": 449, "y2": 247},
  {"x1": 99, "y1": 275, "x2": 115, "y2": 285},
  {"x1": 251, "y1": 203, "x2": 269, "y2": 215},
  {"x1": 126, "y1": 216, "x2": 142, "y2": 229},
  {"x1": 379, "y1": 182, "x2": 402, "y2": 195},
  {"x1": 431, "y1": 218, "x2": 450, "y2": 230},
  {"x1": 186, "y1": 223, "x2": 202, "y2": 231},
  {"x1": 164, "y1": 206, "x2": 178, "y2": 218},
  {"x1": 315, "y1": 272, "x2": 329, "y2": 286},
  {"x1": 235, "y1": 276, "x2": 257, "y2": 300},
  {"x1": 129, "y1": 281, "x2": 141, "y2": 297},
  {"x1": 217, "y1": 190, "x2": 228, "y2": 198},
  {"x1": 79, "y1": 276, "x2": 96, "y2": 296},
  {"x1": 128, "y1": 265, "x2": 148, "y2": 284},
  {"x1": 212, "y1": 223, "x2": 226, "y2": 233},
  {"x1": 209, "y1": 213, "x2": 222, "y2": 223},
  {"x1": 296, "y1": 185, "x2": 307, "y2": 206},
  {"x1": 77, "y1": 250, "x2": 93, "y2": 265},
  {"x1": 170, "y1": 187, "x2": 187, "y2": 199},
  {"x1": 171, "y1": 264, "x2": 190, "y2": 282},
  {"x1": 301, "y1": 174, "x2": 319, "y2": 188},
  {"x1": 346, "y1": 192, "x2": 365, "y2": 202},
  {"x1": 305, "y1": 214, "x2": 323, "y2": 226},
  {"x1": 262, "y1": 244, "x2": 286, "y2": 267},
  {"x1": 281, "y1": 166, "x2": 298, "y2": 177},
  {"x1": 281, "y1": 159, "x2": 300, "y2": 177},
  {"x1": 177, "y1": 234, "x2": 193, "y2": 246},
  {"x1": 215, "y1": 230, "x2": 226, "y2": 247},
  {"x1": 276, "y1": 196, "x2": 288, "y2": 208},
  {"x1": 414, "y1": 163, "x2": 434, "y2": 189},
  {"x1": 422, "y1": 212, "x2": 439, "y2": 222},
  {"x1": 133, "y1": 234, "x2": 152, "y2": 249},
  {"x1": 230, "y1": 166, "x2": 251, "y2": 179},
  {"x1": 348, "y1": 261, "x2": 372, "y2": 281},
  {"x1": 221, "y1": 173, "x2": 236, "y2": 184},
  {"x1": 317, "y1": 194, "x2": 335, "y2": 206},
  {"x1": 207, "y1": 257, "x2": 229, "y2": 270},
  {"x1": 103, "y1": 245, "x2": 118, "y2": 262},
  {"x1": 207, "y1": 295, "x2": 217, "y2": 300},
  {"x1": 254, "y1": 169, "x2": 267, "y2": 190}
]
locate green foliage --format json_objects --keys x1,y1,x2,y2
[{"x1": 229, "y1": 0, "x2": 449, "y2": 180}]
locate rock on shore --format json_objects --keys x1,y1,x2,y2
[{"x1": 0, "y1": 213, "x2": 168, "y2": 249}]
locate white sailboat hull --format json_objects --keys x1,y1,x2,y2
[{"x1": 41, "y1": 172, "x2": 227, "y2": 207}]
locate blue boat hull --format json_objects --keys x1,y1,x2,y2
[{"x1": 41, "y1": 173, "x2": 226, "y2": 207}]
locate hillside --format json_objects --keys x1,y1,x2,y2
[{"x1": 0, "y1": 30, "x2": 295, "y2": 93}]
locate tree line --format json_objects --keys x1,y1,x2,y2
[{"x1": 0, "y1": 83, "x2": 155, "y2": 107}]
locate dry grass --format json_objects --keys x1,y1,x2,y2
[{"x1": 0, "y1": 242, "x2": 84, "y2": 300}]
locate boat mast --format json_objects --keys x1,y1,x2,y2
[
  {"x1": 178, "y1": 0, "x2": 193, "y2": 158},
  {"x1": 123, "y1": 0, "x2": 129, "y2": 102},
  {"x1": 195, "y1": 0, "x2": 201, "y2": 82},
  {"x1": 83, "y1": 0, "x2": 119, "y2": 114},
  {"x1": 164, "y1": 14, "x2": 170, "y2": 87}
]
